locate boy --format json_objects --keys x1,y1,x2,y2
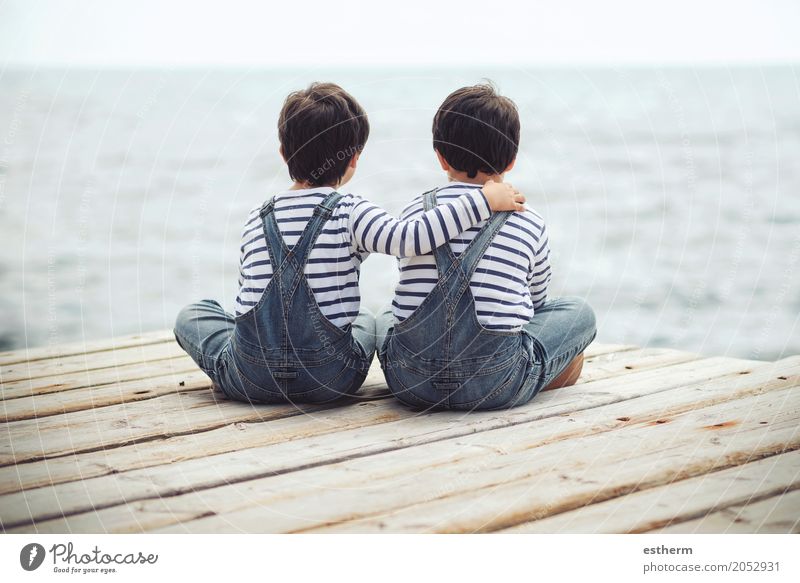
[
  {"x1": 174, "y1": 82, "x2": 524, "y2": 404},
  {"x1": 376, "y1": 83, "x2": 597, "y2": 410}
]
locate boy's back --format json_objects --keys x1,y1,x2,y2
[
  {"x1": 236, "y1": 184, "x2": 493, "y2": 328},
  {"x1": 393, "y1": 182, "x2": 551, "y2": 331},
  {"x1": 236, "y1": 187, "x2": 361, "y2": 328},
  {"x1": 376, "y1": 83, "x2": 596, "y2": 411}
]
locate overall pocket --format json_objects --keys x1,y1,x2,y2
[
  {"x1": 385, "y1": 352, "x2": 529, "y2": 411},
  {"x1": 231, "y1": 342, "x2": 368, "y2": 404}
]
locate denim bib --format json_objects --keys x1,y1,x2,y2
[
  {"x1": 382, "y1": 189, "x2": 535, "y2": 410},
  {"x1": 218, "y1": 191, "x2": 371, "y2": 403}
]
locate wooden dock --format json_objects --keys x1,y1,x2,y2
[{"x1": 0, "y1": 332, "x2": 798, "y2": 534}]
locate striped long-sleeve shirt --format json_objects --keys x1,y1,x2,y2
[
  {"x1": 235, "y1": 185, "x2": 491, "y2": 327},
  {"x1": 392, "y1": 182, "x2": 552, "y2": 331}
]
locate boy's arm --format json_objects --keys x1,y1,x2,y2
[
  {"x1": 234, "y1": 214, "x2": 253, "y2": 312},
  {"x1": 350, "y1": 182, "x2": 524, "y2": 258},
  {"x1": 238, "y1": 245, "x2": 245, "y2": 289},
  {"x1": 528, "y1": 222, "x2": 551, "y2": 310}
]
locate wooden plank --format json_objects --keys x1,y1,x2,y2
[
  {"x1": 0, "y1": 342, "x2": 187, "y2": 385},
  {"x1": 576, "y1": 348, "x2": 697, "y2": 384},
  {"x1": 0, "y1": 355, "x2": 198, "y2": 401},
  {"x1": 9, "y1": 357, "x2": 790, "y2": 533},
  {"x1": 1, "y1": 368, "x2": 211, "y2": 422},
  {"x1": 0, "y1": 350, "x2": 720, "y2": 499},
  {"x1": 500, "y1": 450, "x2": 800, "y2": 533},
  {"x1": 583, "y1": 343, "x2": 637, "y2": 358},
  {"x1": 654, "y1": 489, "x2": 800, "y2": 534},
  {"x1": 0, "y1": 330, "x2": 175, "y2": 367}
]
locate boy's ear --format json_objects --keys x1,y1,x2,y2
[
  {"x1": 349, "y1": 152, "x2": 360, "y2": 169},
  {"x1": 279, "y1": 145, "x2": 286, "y2": 163},
  {"x1": 435, "y1": 149, "x2": 450, "y2": 172},
  {"x1": 504, "y1": 158, "x2": 516, "y2": 173}
]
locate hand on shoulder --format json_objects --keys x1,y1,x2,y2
[{"x1": 482, "y1": 180, "x2": 526, "y2": 212}]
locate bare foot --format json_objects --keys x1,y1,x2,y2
[{"x1": 543, "y1": 353, "x2": 584, "y2": 391}]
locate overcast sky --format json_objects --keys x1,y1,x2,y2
[{"x1": 1, "y1": 0, "x2": 799, "y2": 67}]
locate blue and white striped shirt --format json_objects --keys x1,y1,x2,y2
[
  {"x1": 235, "y1": 186, "x2": 491, "y2": 327},
  {"x1": 392, "y1": 182, "x2": 551, "y2": 331}
]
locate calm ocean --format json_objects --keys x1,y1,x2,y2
[{"x1": 0, "y1": 66, "x2": 798, "y2": 359}]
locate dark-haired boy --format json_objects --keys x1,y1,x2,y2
[
  {"x1": 174, "y1": 82, "x2": 525, "y2": 404},
  {"x1": 376, "y1": 84, "x2": 597, "y2": 410}
]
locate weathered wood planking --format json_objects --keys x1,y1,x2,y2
[
  {"x1": 0, "y1": 341, "x2": 187, "y2": 383},
  {"x1": 1, "y1": 330, "x2": 797, "y2": 535},
  {"x1": 0, "y1": 347, "x2": 693, "y2": 509},
  {"x1": 0, "y1": 342, "x2": 634, "y2": 414},
  {"x1": 500, "y1": 450, "x2": 800, "y2": 533},
  {"x1": 0, "y1": 330, "x2": 175, "y2": 366},
  {"x1": 1, "y1": 355, "x2": 199, "y2": 401},
  {"x1": 0, "y1": 337, "x2": 630, "y2": 384},
  {"x1": 1, "y1": 347, "x2": 694, "y2": 423},
  {"x1": 1, "y1": 362, "x2": 396, "y2": 424},
  {"x1": 299, "y1": 364, "x2": 800, "y2": 534},
  {"x1": 0, "y1": 346, "x2": 668, "y2": 468},
  {"x1": 90, "y1": 384, "x2": 800, "y2": 533},
  {"x1": 0, "y1": 382, "x2": 393, "y2": 467},
  {"x1": 1, "y1": 365, "x2": 207, "y2": 422},
  {"x1": 654, "y1": 489, "x2": 800, "y2": 534},
  {"x1": 0, "y1": 351, "x2": 734, "y2": 529},
  {"x1": 12, "y1": 359, "x2": 796, "y2": 533}
]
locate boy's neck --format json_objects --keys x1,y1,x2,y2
[
  {"x1": 289, "y1": 181, "x2": 338, "y2": 190},
  {"x1": 446, "y1": 170, "x2": 505, "y2": 185}
]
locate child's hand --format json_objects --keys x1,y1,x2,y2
[{"x1": 482, "y1": 180, "x2": 526, "y2": 212}]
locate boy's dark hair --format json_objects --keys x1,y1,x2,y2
[
  {"x1": 432, "y1": 83, "x2": 520, "y2": 178},
  {"x1": 278, "y1": 82, "x2": 369, "y2": 187}
]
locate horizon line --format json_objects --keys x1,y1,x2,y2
[{"x1": 2, "y1": 59, "x2": 799, "y2": 71}]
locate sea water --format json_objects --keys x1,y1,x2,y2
[{"x1": 0, "y1": 66, "x2": 797, "y2": 359}]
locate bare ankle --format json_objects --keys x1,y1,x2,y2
[{"x1": 543, "y1": 353, "x2": 584, "y2": 391}]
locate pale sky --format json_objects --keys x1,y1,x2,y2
[{"x1": 1, "y1": 0, "x2": 799, "y2": 67}]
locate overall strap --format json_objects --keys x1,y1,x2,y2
[
  {"x1": 444, "y1": 210, "x2": 511, "y2": 307},
  {"x1": 259, "y1": 191, "x2": 345, "y2": 284},
  {"x1": 286, "y1": 190, "x2": 344, "y2": 267},
  {"x1": 258, "y1": 197, "x2": 284, "y2": 268},
  {"x1": 424, "y1": 189, "x2": 460, "y2": 282},
  {"x1": 425, "y1": 187, "x2": 512, "y2": 305},
  {"x1": 457, "y1": 209, "x2": 512, "y2": 282}
]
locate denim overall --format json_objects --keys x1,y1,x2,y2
[
  {"x1": 380, "y1": 189, "x2": 542, "y2": 410},
  {"x1": 213, "y1": 191, "x2": 372, "y2": 404}
]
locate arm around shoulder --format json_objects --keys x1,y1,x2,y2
[{"x1": 529, "y1": 221, "x2": 552, "y2": 310}]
